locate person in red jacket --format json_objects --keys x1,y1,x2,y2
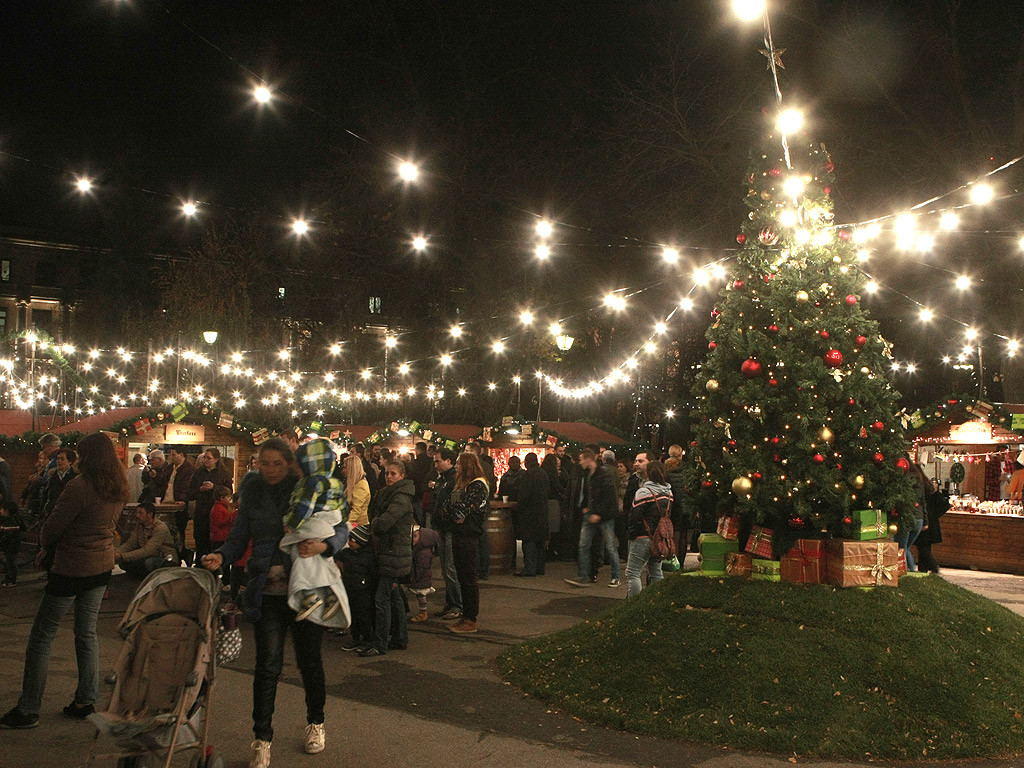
[{"x1": 209, "y1": 486, "x2": 244, "y2": 606}]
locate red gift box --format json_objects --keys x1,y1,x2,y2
[
  {"x1": 780, "y1": 539, "x2": 826, "y2": 584},
  {"x1": 725, "y1": 551, "x2": 751, "y2": 577},
  {"x1": 897, "y1": 548, "x2": 907, "y2": 576},
  {"x1": 745, "y1": 525, "x2": 774, "y2": 558},
  {"x1": 717, "y1": 515, "x2": 741, "y2": 541}
]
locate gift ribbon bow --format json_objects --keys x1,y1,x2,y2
[
  {"x1": 726, "y1": 555, "x2": 750, "y2": 574},
  {"x1": 841, "y1": 542, "x2": 898, "y2": 586},
  {"x1": 749, "y1": 528, "x2": 772, "y2": 550},
  {"x1": 753, "y1": 561, "x2": 780, "y2": 575}
]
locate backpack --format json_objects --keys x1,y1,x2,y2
[{"x1": 644, "y1": 495, "x2": 676, "y2": 560}]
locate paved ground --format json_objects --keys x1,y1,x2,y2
[{"x1": 2, "y1": 554, "x2": 1024, "y2": 768}]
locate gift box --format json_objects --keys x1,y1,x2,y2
[
  {"x1": 716, "y1": 514, "x2": 741, "y2": 541},
  {"x1": 744, "y1": 525, "x2": 774, "y2": 558},
  {"x1": 725, "y1": 551, "x2": 751, "y2": 577},
  {"x1": 842, "y1": 508, "x2": 888, "y2": 541},
  {"x1": 751, "y1": 558, "x2": 781, "y2": 581},
  {"x1": 781, "y1": 539, "x2": 826, "y2": 584},
  {"x1": 698, "y1": 533, "x2": 739, "y2": 561},
  {"x1": 897, "y1": 548, "x2": 907, "y2": 576},
  {"x1": 826, "y1": 539, "x2": 899, "y2": 588}
]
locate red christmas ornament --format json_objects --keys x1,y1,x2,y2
[
  {"x1": 770, "y1": 436, "x2": 781, "y2": 445},
  {"x1": 845, "y1": 295, "x2": 858, "y2": 306},
  {"x1": 820, "y1": 330, "x2": 830, "y2": 339},
  {"x1": 842, "y1": 516, "x2": 853, "y2": 526},
  {"x1": 768, "y1": 377, "x2": 778, "y2": 387},
  {"x1": 733, "y1": 279, "x2": 745, "y2": 289},
  {"x1": 896, "y1": 457, "x2": 910, "y2": 473},
  {"x1": 836, "y1": 463, "x2": 842, "y2": 471},
  {"x1": 872, "y1": 421, "x2": 885, "y2": 433},
  {"x1": 824, "y1": 349, "x2": 843, "y2": 367},
  {"x1": 859, "y1": 427, "x2": 868, "y2": 438},
  {"x1": 727, "y1": 440, "x2": 737, "y2": 450},
  {"x1": 752, "y1": 471, "x2": 762, "y2": 481},
  {"x1": 788, "y1": 517, "x2": 804, "y2": 529},
  {"x1": 824, "y1": 161, "x2": 835, "y2": 173},
  {"x1": 838, "y1": 230, "x2": 851, "y2": 241},
  {"x1": 855, "y1": 335, "x2": 867, "y2": 347},
  {"x1": 773, "y1": 454, "x2": 781, "y2": 463},
  {"x1": 873, "y1": 452, "x2": 885, "y2": 466},
  {"x1": 848, "y1": 398, "x2": 856, "y2": 406},
  {"x1": 690, "y1": 441, "x2": 697, "y2": 447},
  {"x1": 736, "y1": 232, "x2": 747, "y2": 244},
  {"x1": 702, "y1": 480, "x2": 714, "y2": 488},
  {"x1": 814, "y1": 301, "x2": 822, "y2": 307},
  {"x1": 711, "y1": 308, "x2": 720, "y2": 319},
  {"x1": 812, "y1": 453, "x2": 825, "y2": 465},
  {"x1": 767, "y1": 324, "x2": 779, "y2": 335},
  {"x1": 768, "y1": 168, "x2": 781, "y2": 177},
  {"x1": 763, "y1": 273, "x2": 773, "y2": 283},
  {"x1": 741, "y1": 359, "x2": 763, "y2": 378},
  {"x1": 708, "y1": 341, "x2": 717, "y2": 351}
]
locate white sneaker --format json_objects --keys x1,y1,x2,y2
[
  {"x1": 250, "y1": 739, "x2": 271, "y2": 768},
  {"x1": 304, "y1": 722, "x2": 325, "y2": 754}
]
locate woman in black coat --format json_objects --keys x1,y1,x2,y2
[
  {"x1": 515, "y1": 453, "x2": 550, "y2": 577},
  {"x1": 187, "y1": 448, "x2": 234, "y2": 559}
]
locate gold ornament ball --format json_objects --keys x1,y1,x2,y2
[
  {"x1": 760, "y1": 189, "x2": 772, "y2": 200},
  {"x1": 796, "y1": 290, "x2": 810, "y2": 303},
  {"x1": 851, "y1": 475, "x2": 865, "y2": 489},
  {"x1": 888, "y1": 523, "x2": 898, "y2": 535},
  {"x1": 732, "y1": 476, "x2": 753, "y2": 495},
  {"x1": 819, "y1": 426, "x2": 834, "y2": 443},
  {"x1": 860, "y1": 366, "x2": 870, "y2": 375},
  {"x1": 706, "y1": 378, "x2": 720, "y2": 392}
]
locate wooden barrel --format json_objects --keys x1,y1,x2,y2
[{"x1": 487, "y1": 507, "x2": 515, "y2": 575}]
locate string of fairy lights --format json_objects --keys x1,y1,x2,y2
[{"x1": 2, "y1": 0, "x2": 1022, "y2": 418}]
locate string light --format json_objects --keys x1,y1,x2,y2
[
  {"x1": 662, "y1": 247, "x2": 679, "y2": 263},
  {"x1": 940, "y1": 212, "x2": 959, "y2": 230},
  {"x1": 535, "y1": 244, "x2": 550, "y2": 259},
  {"x1": 535, "y1": 219, "x2": 552, "y2": 238},
  {"x1": 411, "y1": 235, "x2": 427, "y2": 251},
  {"x1": 776, "y1": 108, "x2": 803, "y2": 134},
  {"x1": 181, "y1": 201, "x2": 198, "y2": 217},
  {"x1": 732, "y1": 0, "x2": 766, "y2": 20},
  {"x1": 969, "y1": 183, "x2": 994, "y2": 205},
  {"x1": 253, "y1": 85, "x2": 272, "y2": 104},
  {"x1": 292, "y1": 219, "x2": 308, "y2": 235},
  {"x1": 519, "y1": 310, "x2": 534, "y2": 325},
  {"x1": 492, "y1": 341, "x2": 505, "y2": 354},
  {"x1": 955, "y1": 275, "x2": 971, "y2": 290},
  {"x1": 75, "y1": 177, "x2": 93, "y2": 193}
]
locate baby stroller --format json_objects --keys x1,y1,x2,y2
[{"x1": 85, "y1": 568, "x2": 223, "y2": 768}]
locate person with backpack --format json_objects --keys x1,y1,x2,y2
[{"x1": 625, "y1": 460, "x2": 674, "y2": 598}]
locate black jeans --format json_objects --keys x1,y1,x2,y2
[
  {"x1": 451, "y1": 534, "x2": 480, "y2": 622},
  {"x1": 252, "y1": 595, "x2": 325, "y2": 742}
]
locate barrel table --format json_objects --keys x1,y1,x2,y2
[{"x1": 487, "y1": 501, "x2": 516, "y2": 574}]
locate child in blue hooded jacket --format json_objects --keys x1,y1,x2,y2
[{"x1": 280, "y1": 438, "x2": 351, "y2": 627}]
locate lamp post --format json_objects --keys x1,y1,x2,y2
[
  {"x1": 513, "y1": 375, "x2": 521, "y2": 417},
  {"x1": 535, "y1": 370, "x2": 544, "y2": 422},
  {"x1": 554, "y1": 335, "x2": 574, "y2": 422}
]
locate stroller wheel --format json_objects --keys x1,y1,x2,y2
[{"x1": 188, "y1": 750, "x2": 222, "y2": 768}]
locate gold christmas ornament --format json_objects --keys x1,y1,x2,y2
[
  {"x1": 795, "y1": 290, "x2": 810, "y2": 303},
  {"x1": 851, "y1": 475, "x2": 865, "y2": 489},
  {"x1": 732, "y1": 476, "x2": 753, "y2": 495},
  {"x1": 705, "y1": 378, "x2": 720, "y2": 392},
  {"x1": 888, "y1": 523, "x2": 898, "y2": 535},
  {"x1": 860, "y1": 366, "x2": 870, "y2": 375},
  {"x1": 819, "y1": 426, "x2": 834, "y2": 443}
]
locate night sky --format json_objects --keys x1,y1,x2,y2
[{"x1": 1, "y1": 0, "x2": 1023, "y2": 409}]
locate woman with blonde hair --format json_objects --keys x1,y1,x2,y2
[
  {"x1": 436, "y1": 452, "x2": 489, "y2": 634},
  {"x1": 343, "y1": 454, "x2": 370, "y2": 527}
]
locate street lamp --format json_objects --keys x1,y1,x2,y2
[
  {"x1": 555, "y1": 334, "x2": 574, "y2": 352},
  {"x1": 203, "y1": 331, "x2": 218, "y2": 345}
]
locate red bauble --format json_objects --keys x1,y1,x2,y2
[
  {"x1": 768, "y1": 168, "x2": 781, "y2": 177},
  {"x1": 736, "y1": 233, "x2": 747, "y2": 244},
  {"x1": 690, "y1": 441, "x2": 697, "y2": 447},
  {"x1": 788, "y1": 517, "x2": 804, "y2": 529},
  {"x1": 838, "y1": 230, "x2": 851, "y2": 241},
  {"x1": 896, "y1": 457, "x2": 910, "y2": 473},
  {"x1": 770, "y1": 436, "x2": 781, "y2": 445},
  {"x1": 872, "y1": 421, "x2": 885, "y2": 433},
  {"x1": 773, "y1": 454, "x2": 781, "y2": 463},
  {"x1": 855, "y1": 335, "x2": 867, "y2": 347},
  {"x1": 820, "y1": 330, "x2": 830, "y2": 339},
  {"x1": 702, "y1": 480, "x2": 714, "y2": 488},
  {"x1": 824, "y1": 186, "x2": 832, "y2": 195},
  {"x1": 752, "y1": 471, "x2": 762, "y2": 481},
  {"x1": 873, "y1": 452, "x2": 885, "y2": 466},
  {"x1": 836, "y1": 463, "x2": 842, "y2": 471},
  {"x1": 767, "y1": 324, "x2": 779, "y2": 335},
  {"x1": 733, "y1": 279, "x2": 745, "y2": 289},
  {"x1": 848, "y1": 397, "x2": 856, "y2": 406},
  {"x1": 812, "y1": 453, "x2": 825, "y2": 465},
  {"x1": 741, "y1": 359, "x2": 763, "y2": 378},
  {"x1": 768, "y1": 377, "x2": 778, "y2": 387},
  {"x1": 845, "y1": 295, "x2": 858, "y2": 306},
  {"x1": 842, "y1": 516, "x2": 853, "y2": 526},
  {"x1": 824, "y1": 349, "x2": 843, "y2": 367},
  {"x1": 711, "y1": 308, "x2": 720, "y2": 319},
  {"x1": 815, "y1": 301, "x2": 822, "y2": 307},
  {"x1": 763, "y1": 273, "x2": 773, "y2": 283},
  {"x1": 708, "y1": 341, "x2": 717, "y2": 351},
  {"x1": 727, "y1": 440, "x2": 737, "y2": 450}
]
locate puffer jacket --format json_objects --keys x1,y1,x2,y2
[
  {"x1": 370, "y1": 477, "x2": 415, "y2": 579},
  {"x1": 40, "y1": 476, "x2": 121, "y2": 578},
  {"x1": 629, "y1": 480, "x2": 674, "y2": 540},
  {"x1": 285, "y1": 438, "x2": 347, "y2": 530}
]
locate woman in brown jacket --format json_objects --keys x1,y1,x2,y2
[{"x1": 1, "y1": 432, "x2": 128, "y2": 728}]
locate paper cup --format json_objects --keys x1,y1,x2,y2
[
  {"x1": 154, "y1": 497, "x2": 162, "y2": 504},
  {"x1": 502, "y1": 496, "x2": 509, "y2": 502}
]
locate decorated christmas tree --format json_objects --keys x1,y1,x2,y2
[{"x1": 686, "y1": 120, "x2": 916, "y2": 553}]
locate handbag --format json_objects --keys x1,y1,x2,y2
[{"x1": 216, "y1": 612, "x2": 242, "y2": 666}]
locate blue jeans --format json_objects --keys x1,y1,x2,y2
[
  {"x1": 522, "y1": 541, "x2": 546, "y2": 575},
  {"x1": 625, "y1": 538, "x2": 663, "y2": 598},
  {"x1": 437, "y1": 532, "x2": 462, "y2": 611},
  {"x1": 896, "y1": 518, "x2": 925, "y2": 572},
  {"x1": 252, "y1": 595, "x2": 324, "y2": 742},
  {"x1": 18, "y1": 584, "x2": 106, "y2": 716},
  {"x1": 577, "y1": 518, "x2": 620, "y2": 580},
  {"x1": 370, "y1": 578, "x2": 409, "y2": 653}
]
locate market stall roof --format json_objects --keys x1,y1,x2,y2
[
  {"x1": 0, "y1": 410, "x2": 35, "y2": 436},
  {"x1": 53, "y1": 407, "x2": 150, "y2": 435},
  {"x1": 322, "y1": 423, "x2": 483, "y2": 444},
  {"x1": 536, "y1": 421, "x2": 627, "y2": 445}
]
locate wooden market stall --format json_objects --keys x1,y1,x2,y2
[{"x1": 912, "y1": 410, "x2": 1024, "y2": 574}]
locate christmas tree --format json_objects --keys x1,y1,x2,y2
[{"x1": 685, "y1": 122, "x2": 916, "y2": 553}]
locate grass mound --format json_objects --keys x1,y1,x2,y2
[{"x1": 498, "y1": 574, "x2": 1024, "y2": 759}]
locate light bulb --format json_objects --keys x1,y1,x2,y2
[
  {"x1": 777, "y1": 108, "x2": 803, "y2": 134},
  {"x1": 398, "y1": 161, "x2": 419, "y2": 181},
  {"x1": 536, "y1": 219, "x2": 552, "y2": 238}
]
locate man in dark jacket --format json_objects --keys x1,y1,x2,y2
[
  {"x1": 428, "y1": 448, "x2": 462, "y2": 619},
  {"x1": 514, "y1": 453, "x2": 549, "y2": 576},
  {"x1": 564, "y1": 449, "x2": 622, "y2": 588},
  {"x1": 407, "y1": 441, "x2": 432, "y2": 525},
  {"x1": 361, "y1": 461, "x2": 415, "y2": 656}
]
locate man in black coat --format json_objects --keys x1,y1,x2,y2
[
  {"x1": 514, "y1": 453, "x2": 550, "y2": 576},
  {"x1": 407, "y1": 441, "x2": 433, "y2": 525},
  {"x1": 564, "y1": 448, "x2": 622, "y2": 588}
]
